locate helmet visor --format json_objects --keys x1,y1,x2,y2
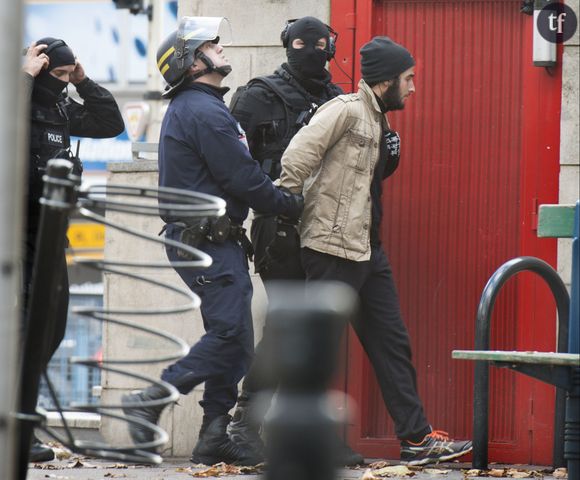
[{"x1": 176, "y1": 16, "x2": 233, "y2": 48}]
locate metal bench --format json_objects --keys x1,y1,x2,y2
[{"x1": 452, "y1": 201, "x2": 580, "y2": 478}]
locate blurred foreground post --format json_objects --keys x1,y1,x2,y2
[
  {"x1": 264, "y1": 281, "x2": 357, "y2": 480},
  {"x1": 0, "y1": 0, "x2": 26, "y2": 478},
  {"x1": 17, "y1": 160, "x2": 76, "y2": 480}
]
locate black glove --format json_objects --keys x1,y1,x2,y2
[
  {"x1": 266, "y1": 216, "x2": 301, "y2": 261},
  {"x1": 278, "y1": 186, "x2": 304, "y2": 221}
]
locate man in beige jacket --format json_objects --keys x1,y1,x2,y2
[{"x1": 279, "y1": 36, "x2": 472, "y2": 466}]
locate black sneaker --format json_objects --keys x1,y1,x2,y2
[
  {"x1": 400, "y1": 430, "x2": 472, "y2": 466},
  {"x1": 29, "y1": 437, "x2": 55, "y2": 462}
]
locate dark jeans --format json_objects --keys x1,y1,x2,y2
[
  {"x1": 162, "y1": 227, "x2": 255, "y2": 418},
  {"x1": 300, "y1": 246, "x2": 430, "y2": 441}
]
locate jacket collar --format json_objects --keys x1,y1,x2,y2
[
  {"x1": 185, "y1": 82, "x2": 230, "y2": 100},
  {"x1": 357, "y1": 79, "x2": 390, "y2": 129}
]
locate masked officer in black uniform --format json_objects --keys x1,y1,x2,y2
[
  {"x1": 228, "y1": 17, "x2": 363, "y2": 466},
  {"x1": 21, "y1": 38, "x2": 124, "y2": 462},
  {"x1": 121, "y1": 17, "x2": 303, "y2": 466}
]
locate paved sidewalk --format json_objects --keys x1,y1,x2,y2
[{"x1": 27, "y1": 457, "x2": 566, "y2": 479}]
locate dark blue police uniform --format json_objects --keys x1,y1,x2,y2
[{"x1": 158, "y1": 83, "x2": 300, "y2": 418}]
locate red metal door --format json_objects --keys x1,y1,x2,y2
[{"x1": 331, "y1": 0, "x2": 561, "y2": 465}]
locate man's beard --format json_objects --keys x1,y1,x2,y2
[{"x1": 382, "y1": 78, "x2": 404, "y2": 111}]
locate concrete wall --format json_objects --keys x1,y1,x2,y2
[
  {"x1": 177, "y1": 0, "x2": 329, "y2": 103},
  {"x1": 558, "y1": 0, "x2": 580, "y2": 285},
  {"x1": 100, "y1": 1, "x2": 330, "y2": 457}
]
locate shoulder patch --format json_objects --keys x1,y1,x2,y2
[{"x1": 337, "y1": 93, "x2": 359, "y2": 104}]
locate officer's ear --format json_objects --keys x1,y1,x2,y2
[{"x1": 191, "y1": 53, "x2": 207, "y2": 74}]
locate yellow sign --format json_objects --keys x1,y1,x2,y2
[{"x1": 67, "y1": 223, "x2": 105, "y2": 250}]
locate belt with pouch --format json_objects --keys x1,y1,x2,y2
[{"x1": 162, "y1": 215, "x2": 254, "y2": 260}]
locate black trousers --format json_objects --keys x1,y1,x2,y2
[
  {"x1": 300, "y1": 246, "x2": 430, "y2": 441},
  {"x1": 240, "y1": 216, "x2": 305, "y2": 396},
  {"x1": 162, "y1": 226, "x2": 255, "y2": 418},
  {"x1": 22, "y1": 228, "x2": 69, "y2": 369}
]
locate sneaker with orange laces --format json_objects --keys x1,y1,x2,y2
[{"x1": 400, "y1": 430, "x2": 472, "y2": 466}]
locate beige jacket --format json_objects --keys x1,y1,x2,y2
[{"x1": 280, "y1": 79, "x2": 388, "y2": 261}]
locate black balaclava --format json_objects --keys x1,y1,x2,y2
[
  {"x1": 32, "y1": 37, "x2": 75, "y2": 105},
  {"x1": 285, "y1": 16, "x2": 330, "y2": 79}
]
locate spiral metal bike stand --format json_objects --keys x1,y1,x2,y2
[{"x1": 17, "y1": 159, "x2": 226, "y2": 478}]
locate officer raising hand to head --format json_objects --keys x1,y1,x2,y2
[
  {"x1": 22, "y1": 42, "x2": 50, "y2": 77},
  {"x1": 20, "y1": 37, "x2": 124, "y2": 463}
]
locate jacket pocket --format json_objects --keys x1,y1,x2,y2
[{"x1": 346, "y1": 129, "x2": 373, "y2": 172}]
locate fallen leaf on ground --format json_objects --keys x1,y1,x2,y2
[
  {"x1": 239, "y1": 463, "x2": 265, "y2": 473},
  {"x1": 32, "y1": 463, "x2": 61, "y2": 470},
  {"x1": 369, "y1": 461, "x2": 390, "y2": 469},
  {"x1": 189, "y1": 462, "x2": 245, "y2": 477},
  {"x1": 553, "y1": 468, "x2": 568, "y2": 479},
  {"x1": 361, "y1": 469, "x2": 378, "y2": 480},
  {"x1": 66, "y1": 459, "x2": 98, "y2": 469},
  {"x1": 424, "y1": 468, "x2": 451, "y2": 475},
  {"x1": 464, "y1": 469, "x2": 483, "y2": 477},
  {"x1": 104, "y1": 474, "x2": 127, "y2": 478},
  {"x1": 489, "y1": 469, "x2": 507, "y2": 477},
  {"x1": 175, "y1": 467, "x2": 193, "y2": 473},
  {"x1": 371, "y1": 465, "x2": 415, "y2": 477},
  {"x1": 505, "y1": 469, "x2": 532, "y2": 478},
  {"x1": 52, "y1": 446, "x2": 72, "y2": 460}
]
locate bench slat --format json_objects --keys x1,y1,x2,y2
[{"x1": 452, "y1": 349, "x2": 580, "y2": 366}]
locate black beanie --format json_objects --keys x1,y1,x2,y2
[
  {"x1": 360, "y1": 36, "x2": 415, "y2": 85},
  {"x1": 36, "y1": 37, "x2": 75, "y2": 70}
]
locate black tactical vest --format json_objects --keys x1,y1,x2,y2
[
  {"x1": 29, "y1": 98, "x2": 71, "y2": 164},
  {"x1": 27, "y1": 97, "x2": 73, "y2": 219},
  {"x1": 231, "y1": 67, "x2": 341, "y2": 180}
]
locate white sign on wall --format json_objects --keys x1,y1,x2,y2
[{"x1": 123, "y1": 102, "x2": 151, "y2": 142}]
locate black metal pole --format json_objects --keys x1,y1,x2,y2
[
  {"x1": 17, "y1": 160, "x2": 76, "y2": 480},
  {"x1": 564, "y1": 367, "x2": 579, "y2": 480},
  {"x1": 472, "y1": 256, "x2": 569, "y2": 469},
  {"x1": 264, "y1": 281, "x2": 357, "y2": 480}
]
